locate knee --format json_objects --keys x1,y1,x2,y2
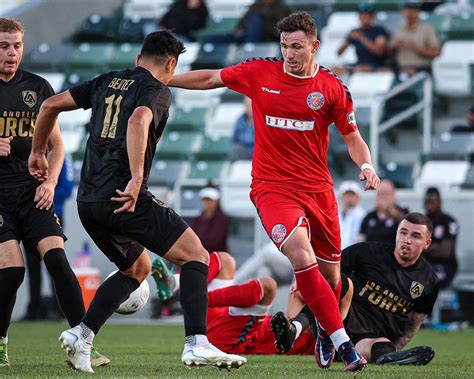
[
  {"x1": 123, "y1": 252, "x2": 151, "y2": 283},
  {"x1": 259, "y1": 277, "x2": 277, "y2": 303},
  {"x1": 283, "y1": 245, "x2": 315, "y2": 270},
  {"x1": 190, "y1": 247, "x2": 210, "y2": 266},
  {"x1": 217, "y1": 252, "x2": 236, "y2": 275},
  {"x1": 323, "y1": 272, "x2": 341, "y2": 290}
]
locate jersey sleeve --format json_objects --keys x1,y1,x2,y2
[
  {"x1": 69, "y1": 78, "x2": 95, "y2": 110},
  {"x1": 135, "y1": 83, "x2": 171, "y2": 127},
  {"x1": 341, "y1": 243, "x2": 364, "y2": 275},
  {"x1": 332, "y1": 78, "x2": 358, "y2": 135},
  {"x1": 220, "y1": 61, "x2": 253, "y2": 97},
  {"x1": 413, "y1": 281, "x2": 439, "y2": 315}
]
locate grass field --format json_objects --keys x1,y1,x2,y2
[{"x1": 2, "y1": 322, "x2": 473, "y2": 378}]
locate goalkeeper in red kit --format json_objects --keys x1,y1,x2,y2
[{"x1": 169, "y1": 11, "x2": 380, "y2": 371}]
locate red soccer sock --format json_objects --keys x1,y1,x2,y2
[
  {"x1": 294, "y1": 263, "x2": 343, "y2": 336},
  {"x1": 208, "y1": 252, "x2": 222, "y2": 283},
  {"x1": 208, "y1": 279, "x2": 263, "y2": 308}
]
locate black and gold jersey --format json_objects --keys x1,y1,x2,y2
[
  {"x1": 0, "y1": 69, "x2": 54, "y2": 188},
  {"x1": 69, "y1": 67, "x2": 171, "y2": 202},
  {"x1": 342, "y1": 242, "x2": 439, "y2": 341}
]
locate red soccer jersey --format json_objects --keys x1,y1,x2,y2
[{"x1": 221, "y1": 58, "x2": 357, "y2": 192}]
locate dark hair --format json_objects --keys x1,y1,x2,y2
[
  {"x1": 141, "y1": 31, "x2": 185, "y2": 62},
  {"x1": 402, "y1": 212, "x2": 433, "y2": 236},
  {"x1": 425, "y1": 186, "x2": 440, "y2": 199},
  {"x1": 0, "y1": 17, "x2": 24, "y2": 34},
  {"x1": 276, "y1": 11, "x2": 317, "y2": 38}
]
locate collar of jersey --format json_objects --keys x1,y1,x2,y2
[{"x1": 283, "y1": 63, "x2": 319, "y2": 79}]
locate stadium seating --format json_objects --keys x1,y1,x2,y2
[
  {"x1": 379, "y1": 161, "x2": 416, "y2": 189},
  {"x1": 156, "y1": 131, "x2": 202, "y2": 160},
  {"x1": 205, "y1": 102, "x2": 244, "y2": 137},
  {"x1": 173, "y1": 87, "x2": 226, "y2": 108},
  {"x1": 415, "y1": 160, "x2": 470, "y2": 190},
  {"x1": 187, "y1": 159, "x2": 230, "y2": 180},
  {"x1": 226, "y1": 43, "x2": 280, "y2": 66},
  {"x1": 331, "y1": 0, "x2": 405, "y2": 12},
  {"x1": 33, "y1": 72, "x2": 65, "y2": 93},
  {"x1": 206, "y1": 0, "x2": 253, "y2": 19},
  {"x1": 220, "y1": 160, "x2": 253, "y2": 217},
  {"x1": 148, "y1": 159, "x2": 190, "y2": 187},
  {"x1": 433, "y1": 40, "x2": 474, "y2": 97},
  {"x1": 167, "y1": 107, "x2": 209, "y2": 132},
  {"x1": 461, "y1": 164, "x2": 474, "y2": 189},
  {"x1": 116, "y1": 17, "x2": 155, "y2": 43},
  {"x1": 108, "y1": 43, "x2": 141, "y2": 71},
  {"x1": 66, "y1": 43, "x2": 115, "y2": 72},
  {"x1": 26, "y1": 43, "x2": 75, "y2": 72},
  {"x1": 194, "y1": 135, "x2": 232, "y2": 160},
  {"x1": 191, "y1": 43, "x2": 231, "y2": 69},
  {"x1": 123, "y1": 0, "x2": 171, "y2": 20},
  {"x1": 193, "y1": 17, "x2": 240, "y2": 43},
  {"x1": 348, "y1": 72, "x2": 395, "y2": 108},
  {"x1": 71, "y1": 14, "x2": 121, "y2": 43},
  {"x1": 429, "y1": 132, "x2": 474, "y2": 161}
]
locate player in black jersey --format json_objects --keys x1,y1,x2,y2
[
  {"x1": 0, "y1": 17, "x2": 108, "y2": 369},
  {"x1": 29, "y1": 31, "x2": 247, "y2": 373},
  {"x1": 273, "y1": 212, "x2": 439, "y2": 366}
]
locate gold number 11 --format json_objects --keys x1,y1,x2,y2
[{"x1": 101, "y1": 94, "x2": 123, "y2": 139}]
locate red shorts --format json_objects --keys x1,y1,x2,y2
[{"x1": 250, "y1": 182, "x2": 341, "y2": 263}]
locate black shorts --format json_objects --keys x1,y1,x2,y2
[
  {"x1": 0, "y1": 185, "x2": 65, "y2": 254},
  {"x1": 78, "y1": 193, "x2": 188, "y2": 271},
  {"x1": 344, "y1": 304, "x2": 396, "y2": 345}
]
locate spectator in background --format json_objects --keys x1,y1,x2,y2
[
  {"x1": 22, "y1": 155, "x2": 75, "y2": 321},
  {"x1": 451, "y1": 105, "x2": 474, "y2": 133},
  {"x1": 190, "y1": 183, "x2": 229, "y2": 252},
  {"x1": 359, "y1": 179, "x2": 408, "y2": 243},
  {"x1": 338, "y1": 181, "x2": 366, "y2": 249},
  {"x1": 205, "y1": 0, "x2": 290, "y2": 44},
  {"x1": 423, "y1": 187, "x2": 458, "y2": 288},
  {"x1": 228, "y1": 96, "x2": 254, "y2": 162},
  {"x1": 159, "y1": 0, "x2": 209, "y2": 42},
  {"x1": 337, "y1": 3, "x2": 390, "y2": 73},
  {"x1": 389, "y1": 1, "x2": 441, "y2": 78}
]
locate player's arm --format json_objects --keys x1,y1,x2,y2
[
  {"x1": 394, "y1": 312, "x2": 427, "y2": 351},
  {"x1": 168, "y1": 69, "x2": 225, "y2": 89},
  {"x1": 29, "y1": 91, "x2": 79, "y2": 180},
  {"x1": 342, "y1": 130, "x2": 380, "y2": 190},
  {"x1": 425, "y1": 239, "x2": 454, "y2": 259},
  {"x1": 111, "y1": 106, "x2": 153, "y2": 214}
]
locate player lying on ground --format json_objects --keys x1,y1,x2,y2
[{"x1": 272, "y1": 212, "x2": 439, "y2": 367}]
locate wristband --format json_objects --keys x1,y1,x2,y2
[{"x1": 360, "y1": 163, "x2": 375, "y2": 172}]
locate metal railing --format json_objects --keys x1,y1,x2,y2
[{"x1": 369, "y1": 71, "x2": 433, "y2": 172}]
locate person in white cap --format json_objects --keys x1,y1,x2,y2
[
  {"x1": 338, "y1": 181, "x2": 366, "y2": 249},
  {"x1": 190, "y1": 184, "x2": 230, "y2": 253}
]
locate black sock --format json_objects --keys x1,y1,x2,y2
[
  {"x1": 83, "y1": 271, "x2": 140, "y2": 334},
  {"x1": 180, "y1": 261, "x2": 208, "y2": 337},
  {"x1": 371, "y1": 341, "x2": 396, "y2": 362},
  {"x1": 0, "y1": 267, "x2": 25, "y2": 336},
  {"x1": 43, "y1": 248, "x2": 85, "y2": 327},
  {"x1": 294, "y1": 304, "x2": 317, "y2": 333}
]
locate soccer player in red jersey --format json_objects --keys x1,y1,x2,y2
[{"x1": 169, "y1": 12, "x2": 380, "y2": 371}]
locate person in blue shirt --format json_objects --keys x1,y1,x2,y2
[
  {"x1": 337, "y1": 3, "x2": 390, "y2": 72},
  {"x1": 22, "y1": 155, "x2": 75, "y2": 321},
  {"x1": 228, "y1": 96, "x2": 254, "y2": 162}
]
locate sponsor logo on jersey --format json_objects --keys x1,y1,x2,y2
[
  {"x1": 410, "y1": 281, "x2": 424, "y2": 299},
  {"x1": 261, "y1": 86, "x2": 280, "y2": 94},
  {"x1": 265, "y1": 115, "x2": 314, "y2": 131},
  {"x1": 306, "y1": 91, "x2": 325, "y2": 110},
  {"x1": 22, "y1": 90, "x2": 37, "y2": 108},
  {"x1": 347, "y1": 111, "x2": 356, "y2": 125},
  {"x1": 271, "y1": 224, "x2": 286, "y2": 243}
]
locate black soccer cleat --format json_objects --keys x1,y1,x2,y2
[
  {"x1": 376, "y1": 345, "x2": 435, "y2": 366},
  {"x1": 271, "y1": 312, "x2": 296, "y2": 353}
]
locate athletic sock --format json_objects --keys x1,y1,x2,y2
[
  {"x1": 293, "y1": 321, "x2": 303, "y2": 339},
  {"x1": 293, "y1": 304, "x2": 316, "y2": 333},
  {"x1": 180, "y1": 261, "x2": 208, "y2": 337},
  {"x1": 207, "y1": 252, "x2": 221, "y2": 283},
  {"x1": 208, "y1": 279, "x2": 262, "y2": 308},
  {"x1": 329, "y1": 328, "x2": 350, "y2": 350},
  {"x1": 371, "y1": 341, "x2": 396, "y2": 362},
  {"x1": 294, "y1": 263, "x2": 343, "y2": 336},
  {"x1": 0, "y1": 267, "x2": 25, "y2": 336},
  {"x1": 82, "y1": 271, "x2": 140, "y2": 334},
  {"x1": 43, "y1": 248, "x2": 85, "y2": 327}
]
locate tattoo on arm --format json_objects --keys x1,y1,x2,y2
[{"x1": 395, "y1": 312, "x2": 427, "y2": 351}]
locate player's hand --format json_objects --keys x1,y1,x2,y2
[
  {"x1": 34, "y1": 179, "x2": 56, "y2": 210},
  {"x1": 359, "y1": 168, "x2": 380, "y2": 190},
  {"x1": 111, "y1": 178, "x2": 142, "y2": 214},
  {"x1": 28, "y1": 152, "x2": 49, "y2": 181},
  {"x1": 0, "y1": 136, "x2": 13, "y2": 157},
  {"x1": 349, "y1": 30, "x2": 363, "y2": 41}
]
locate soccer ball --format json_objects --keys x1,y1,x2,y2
[{"x1": 106, "y1": 271, "x2": 150, "y2": 315}]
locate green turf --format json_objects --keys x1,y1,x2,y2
[{"x1": 2, "y1": 322, "x2": 473, "y2": 378}]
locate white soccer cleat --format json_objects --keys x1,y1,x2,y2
[
  {"x1": 59, "y1": 326, "x2": 94, "y2": 373},
  {"x1": 181, "y1": 342, "x2": 247, "y2": 370}
]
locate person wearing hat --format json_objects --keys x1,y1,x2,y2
[
  {"x1": 389, "y1": 1, "x2": 440, "y2": 78},
  {"x1": 190, "y1": 184, "x2": 230, "y2": 253},
  {"x1": 338, "y1": 181, "x2": 367, "y2": 249},
  {"x1": 337, "y1": 3, "x2": 390, "y2": 73}
]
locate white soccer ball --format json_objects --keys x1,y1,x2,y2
[{"x1": 106, "y1": 271, "x2": 150, "y2": 315}]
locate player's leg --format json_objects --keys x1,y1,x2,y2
[
  {"x1": 209, "y1": 277, "x2": 275, "y2": 308},
  {"x1": 0, "y1": 240, "x2": 25, "y2": 367}
]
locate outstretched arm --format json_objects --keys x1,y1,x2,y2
[
  {"x1": 168, "y1": 69, "x2": 225, "y2": 89},
  {"x1": 394, "y1": 312, "x2": 427, "y2": 351}
]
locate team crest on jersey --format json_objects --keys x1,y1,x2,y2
[
  {"x1": 410, "y1": 281, "x2": 424, "y2": 299},
  {"x1": 22, "y1": 90, "x2": 37, "y2": 108},
  {"x1": 307, "y1": 92, "x2": 325, "y2": 110},
  {"x1": 271, "y1": 224, "x2": 287, "y2": 243}
]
